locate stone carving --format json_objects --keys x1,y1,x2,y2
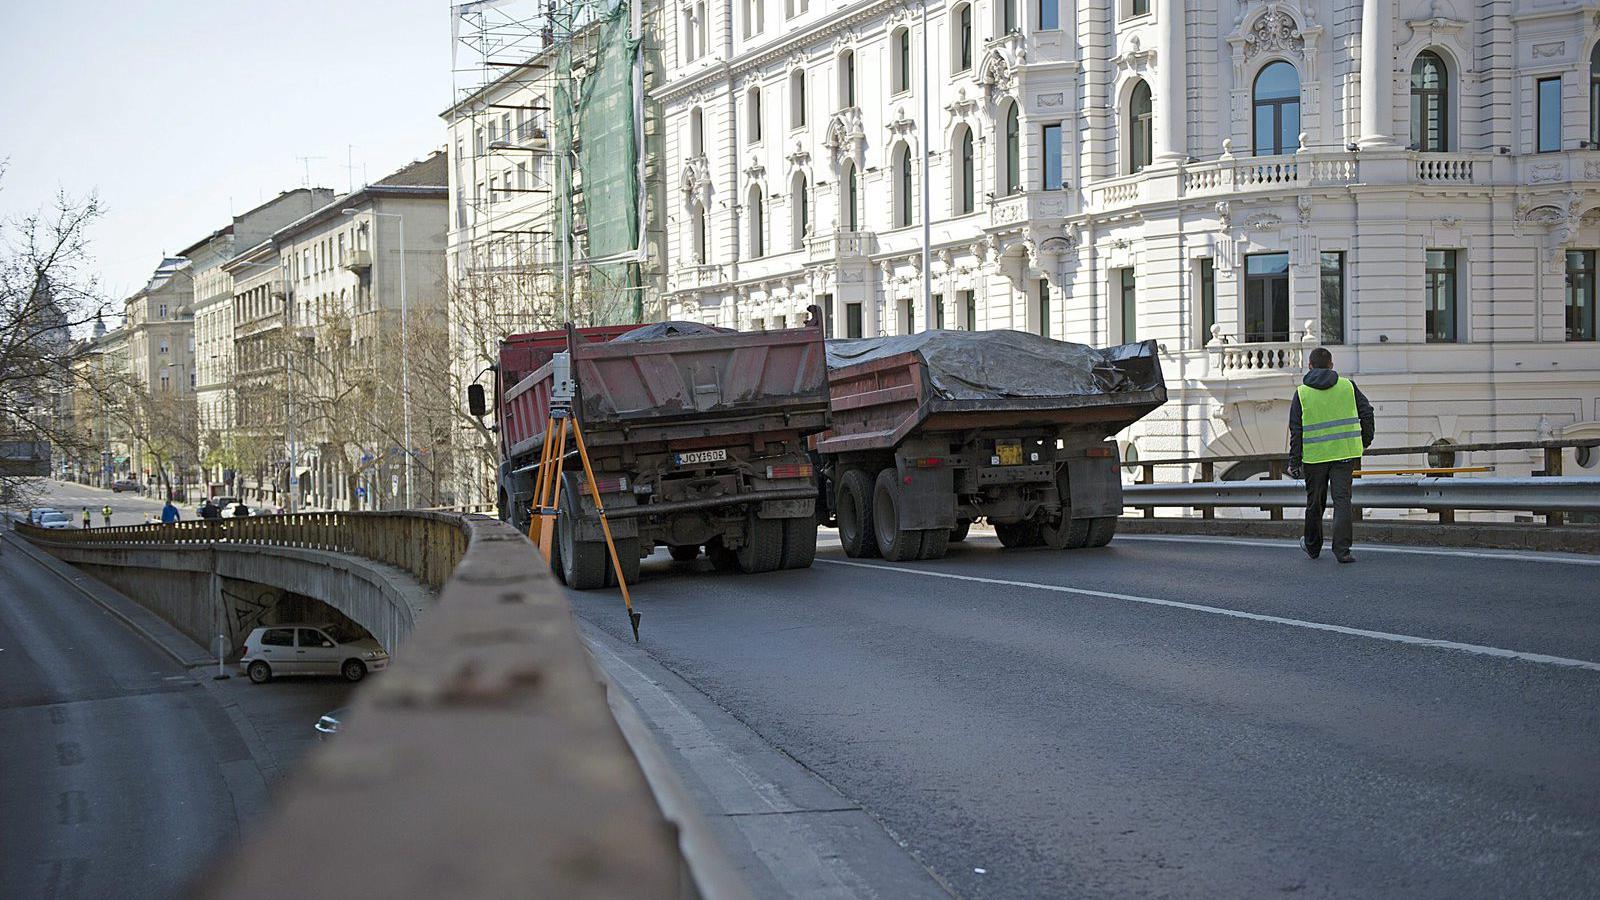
[
  {"x1": 1246, "y1": 211, "x2": 1282, "y2": 231},
  {"x1": 1243, "y1": 7, "x2": 1304, "y2": 62},
  {"x1": 1584, "y1": 160, "x2": 1600, "y2": 181},
  {"x1": 1297, "y1": 195, "x2": 1312, "y2": 225},
  {"x1": 1532, "y1": 42, "x2": 1565, "y2": 59},
  {"x1": 1037, "y1": 93, "x2": 1065, "y2": 108},
  {"x1": 1113, "y1": 34, "x2": 1157, "y2": 74},
  {"x1": 1216, "y1": 200, "x2": 1233, "y2": 229},
  {"x1": 945, "y1": 87, "x2": 978, "y2": 119},
  {"x1": 1528, "y1": 162, "x2": 1564, "y2": 184}
]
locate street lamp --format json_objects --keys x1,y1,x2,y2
[{"x1": 343, "y1": 207, "x2": 413, "y2": 509}]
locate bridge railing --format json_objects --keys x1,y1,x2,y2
[{"x1": 1123, "y1": 438, "x2": 1600, "y2": 527}]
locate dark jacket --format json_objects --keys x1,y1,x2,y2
[
  {"x1": 160, "y1": 502, "x2": 180, "y2": 524},
  {"x1": 1288, "y1": 368, "x2": 1375, "y2": 464}
]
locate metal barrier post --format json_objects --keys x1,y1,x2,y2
[
  {"x1": 1542, "y1": 446, "x2": 1564, "y2": 528},
  {"x1": 1266, "y1": 459, "x2": 1284, "y2": 520},
  {"x1": 1140, "y1": 463, "x2": 1155, "y2": 518},
  {"x1": 1198, "y1": 461, "x2": 1215, "y2": 520}
]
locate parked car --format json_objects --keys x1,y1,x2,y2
[
  {"x1": 196, "y1": 495, "x2": 239, "y2": 516},
  {"x1": 29, "y1": 507, "x2": 61, "y2": 525},
  {"x1": 220, "y1": 502, "x2": 254, "y2": 518},
  {"x1": 37, "y1": 511, "x2": 73, "y2": 530},
  {"x1": 240, "y1": 624, "x2": 388, "y2": 684},
  {"x1": 111, "y1": 479, "x2": 140, "y2": 493},
  {"x1": 314, "y1": 707, "x2": 349, "y2": 741}
]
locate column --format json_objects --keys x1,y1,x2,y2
[
  {"x1": 1357, "y1": 0, "x2": 1396, "y2": 148},
  {"x1": 1156, "y1": 0, "x2": 1187, "y2": 163}
]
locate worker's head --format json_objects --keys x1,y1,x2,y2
[{"x1": 1308, "y1": 347, "x2": 1334, "y2": 370}]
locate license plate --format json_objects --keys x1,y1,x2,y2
[
  {"x1": 675, "y1": 448, "x2": 727, "y2": 465},
  {"x1": 995, "y1": 441, "x2": 1023, "y2": 466}
]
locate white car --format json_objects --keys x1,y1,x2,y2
[
  {"x1": 29, "y1": 507, "x2": 61, "y2": 525},
  {"x1": 240, "y1": 623, "x2": 388, "y2": 684},
  {"x1": 37, "y1": 511, "x2": 73, "y2": 530}
]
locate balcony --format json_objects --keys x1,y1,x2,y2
[
  {"x1": 986, "y1": 190, "x2": 1071, "y2": 230},
  {"x1": 344, "y1": 249, "x2": 372, "y2": 271},
  {"x1": 667, "y1": 263, "x2": 725, "y2": 293},
  {"x1": 806, "y1": 230, "x2": 876, "y2": 264},
  {"x1": 1520, "y1": 149, "x2": 1600, "y2": 186}
]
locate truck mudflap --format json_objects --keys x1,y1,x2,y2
[
  {"x1": 1065, "y1": 456, "x2": 1123, "y2": 519},
  {"x1": 894, "y1": 438, "x2": 957, "y2": 531}
]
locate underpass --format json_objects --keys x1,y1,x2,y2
[{"x1": 570, "y1": 530, "x2": 1600, "y2": 899}]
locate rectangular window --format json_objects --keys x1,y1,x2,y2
[
  {"x1": 1198, "y1": 257, "x2": 1216, "y2": 345},
  {"x1": 1037, "y1": 279, "x2": 1051, "y2": 336},
  {"x1": 820, "y1": 293, "x2": 834, "y2": 336},
  {"x1": 517, "y1": 162, "x2": 528, "y2": 190},
  {"x1": 846, "y1": 301, "x2": 863, "y2": 338},
  {"x1": 1118, "y1": 269, "x2": 1137, "y2": 342},
  {"x1": 1425, "y1": 249, "x2": 1459, "y2": 343},
  {"x1": 1566, "y1": 250, "x2": 1596, "y2": 341},
  {"x1": 1041, "y1": 123, "x2": 1063, "y2": 190},
  {"x1": 1319, "y1": 251, "x2": 1345, "y2": 344},
  {"x1": 752, "y1": 317, "x2": 765, "y2": 331},
  {"x1": 1244, "y1": 252, "x2": 1290, "y2": 342},
  {"x1": 1039, "y1": 0, "x2": 1058, "y2": 29},
  {"x1": 1537, "y1": 77, "x2": 1562, "y2": 153},
  {"x1": 934, "y1": 293, "x2": 945, "y2": 330},
  {"x1": 900, "y1": 297, "x2": 914, "y2": 334},
  {"x1": 1130, "y1": 0, "x2": 1149, "y2": 16},
  {"x1": 962, "y1": 289, "x2": 976, "y2": 330}
]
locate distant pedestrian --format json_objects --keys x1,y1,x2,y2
[
  {"x1": 1287, "y1": 347, "x2": 1375, "y2": 564},
  {"x1": 82, "y1": 507, "x2": 91, "y2": 529},
  {"x1": 199, "y1": 501, "x2": 219, "y2": 520},
  {"x1": 161, "y1": 500, "x2": 180, "y2": 524},
  {"x1": 101, "y1": 505, "x2": 112, "y2": 527},
  {"x1": 234, "y1": 502, "x2": 252, "y2": 518}
]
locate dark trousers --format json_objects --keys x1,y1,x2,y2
[{"x1": 1303, "y1": 459, "x2": 1355, "y2": 556}]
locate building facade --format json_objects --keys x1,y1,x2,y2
[{"x1": 657, "y1": 0, "x2": 1600, "y2": 477}]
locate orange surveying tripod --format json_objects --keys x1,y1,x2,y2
[{"x1": 526, "y1": 351, "x2": 641, "y2": 640}]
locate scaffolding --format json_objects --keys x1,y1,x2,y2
[{"x1": 451, "y1": 0, "x2": 661, "y2": 327}]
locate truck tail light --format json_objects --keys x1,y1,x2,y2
[
  {"x1": 914, "y1": 457, "x2": 944, "y2": 468},
  {"x1": 766, "y1": 463, "x2": 814, "y2": 480},
  {"x1": 1085, "y1": 446, "x2": 1115, "y2": 458},
  {"x1": 580, "y1": 476, "x2": 629, "y2": 495}
]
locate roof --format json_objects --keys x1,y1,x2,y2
[
  {"x1": 269, "y1": 151, "x2": 448, "y2": 243},
  {"x1": 374, "y1": 150, "x2": 447, "y2": 188},
  {"x1": 176, "y1": 224, "x2": 235, "y2": 260}
]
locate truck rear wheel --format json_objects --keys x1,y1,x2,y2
[
  {"x1": 872, "y1": 469, "x2": 925, "y2": 561},
  {"x1": 1086, "y1": 517, "x2": 1117, "y2": 547},
  {"x1": 668, "y1": 544, "x2": 700, "y2": 562},
  {"x1": 605, "y1": 537, "x2": 641, "y2": 587},
  {"x1": 707, "y1": 538, "x2": 739, "y2": 571},
  {"x1": 737, "y1": 515, "x2": 784, "y2": 573},
  {"x1": 994, "y1": 519, "x2": 1040, "y2": 549},
  {"x1": 779, "y1": 516, "x2": 818, "y2": 569},
  {"x1": 836, "y1": 469, "x2": 879, "y2": 559},
  {"x1": 557, "y1": 506, "x2": 608, "y2": 590},
  {"x1": 948, "y1": 519, "x2": 972, "y2": 543},
  {"x1": 918, "y1": 525, "x2": 950, "y2": 560},
  {"x1": 1041, "y1": 514, "x2": 1092, "y2": 550}
]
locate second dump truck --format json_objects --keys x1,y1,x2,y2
[
  {"x1": 483, "y1": 314, "x2": 829, "y2": 588},
  {"x1": 814, "y1": 330, "x2": 1166, "y2": 561}
]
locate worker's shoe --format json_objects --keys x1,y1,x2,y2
[
  {"x1": 1300, "y1": 537, "x2": 1320, "y2": 560},
  {"x1": 1335, "y1": 551, "x2": 1356, "y2": 564}
]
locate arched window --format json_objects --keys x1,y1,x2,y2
[
  {"x1": 1591, "y1": 43, "x2": 1599, "y2": 145},
  {"x1": 839, "y1": 50, "x2": 856, "y2": 108},
  {"x1": 749, "y1": 188, "x2": 765, "y2": 257},
  {"x1": 955, "y1": 4, "x2": 973, "y2": 72},
  {"x1": 842, "y1": 160, "x2": 859, "y2": 231},
  {"x1": 893, "y1": 28, "x2": 911, "y2": 94},
  {"x1": 1410, "y1": 51, "x2": 1449, "y2": 152},
  {"x1": 956, "y1": 126, "x2": 975, "y2": 215},
  {"x1": 689, "y1": 107, "x2": 704, "y2": 156},
  {"x1": 1128, "y1": 79, "x2": 1153, "y2": 173},
  {"x1": 895, "y1": 145, "x2": 914, "y2": 227},
  {"x1": 747, "y1": 87, "x2": 762, "y2": 143},
  {"x1": 792, "y1": 173, "x2": 809, "y2": 249},
  {"x1": 1003, "y1": 103, "x2": 1020, "y2": 196},
  {"x1": 1252, "y1": 61, "x2": 1301, "y2": 156},
  {"x1": 691, "y1": 202, "x2": 707, "y2": 264},
  {"x1": 790, "y1": 70, "x2": 806, "y2": 128}
]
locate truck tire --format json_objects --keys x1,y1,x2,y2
[
  {"x1": 557, "y1": 506, "x2": 608, "y2": 590},
  {"x1": 668, "y1": 544, "x2": 700, "y2": 562},
  {"x1": 994, "y1": 519, "x2": 1040, "y2": 549},
  {"x1": 836, "y1": 469, "x2": 879, "y2": 559},
  {"x1": 779, "y1": 516, "x2": 818, "y2": 569},
  {"x1": 1086, "y1": 517, "x2": 1118, "y2": 547},
  {"x1": 605, "y1": 537, "x2": 641, "y2": 587},
  {"x1": 872, "y1": 469, "x2": 925, "y2": 561},
  {"x1": 918, "y1": 525, "x2": 950, "y2": 560},
  {"x1": 707, "y1": 538, "x2": 739, "y2": 571},
  {"x1": 1038, "y1": 515, "x2": 1073, "y2": 550},
  {"x1": 949, "y1": 518, "x2": 972, "y2": 543},
  {"x1": 736, "y1": 515, "x2": 784, "y2": 573}
]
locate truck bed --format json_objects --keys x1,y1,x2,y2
[{"x1": 816, "y1": 333, "x2": 1165, "y2": 454}]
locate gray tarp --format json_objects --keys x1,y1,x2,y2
[
  {"x1": 613, "y1": 321, "x2": 733, "y2": 343},
  {"x1": 825, "y1": 330, "x2": 1160, "y2": 401}
]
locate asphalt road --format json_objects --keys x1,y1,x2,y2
[
  {"x1": 570, "y1": 531, "x2": 1600, "y2": 899},
  {"x1": 0, "y1": 529, "x2": 354, "y2": 899},
  {"x1": 18, "y1": 478, "x2": 168, "y2": 528}
]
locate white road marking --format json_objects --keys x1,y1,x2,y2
[
  {"x1": 816, "y1": 558, "x2": 1600, "y2": 673},
  {"x1": 1114, "y1": 534, "x2": 1600, "y2": 567}
]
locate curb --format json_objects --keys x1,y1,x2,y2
[{"x1": 1115, "y1": 516, "x2": 1600, "y2": 554}]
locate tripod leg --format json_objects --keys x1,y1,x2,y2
[{"x1": 568, "y1": 417, "x2": 640, "y2": 641}]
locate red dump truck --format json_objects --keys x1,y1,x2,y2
[
  {"x1": 814, "y1": 331, "x2": 1166, "y2": 561},
  {"x1": 475, "y1": 314, "x2": 830, "y2": 588}
]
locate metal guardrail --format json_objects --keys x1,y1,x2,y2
[{"x1": 1124, "y1": 476, "x2": 1600, "y2": 514}]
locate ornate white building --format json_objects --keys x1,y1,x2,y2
[{"x1": 658, "y1": 0, "x2": 1600, "y2": 475}]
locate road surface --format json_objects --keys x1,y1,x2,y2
[
  {"x1": 18, "y1": 478, "x2": 167, "y2": 528},
  {"x1": 0, "y1": 529, "x2": 354, "y2": 899},
  {"x1": 570, "y1": 531, "x2": 1600, "y2": 899}
]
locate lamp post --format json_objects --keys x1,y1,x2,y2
[{"x1": 344, "y1": 208, "x2": 412, "y2": 509}]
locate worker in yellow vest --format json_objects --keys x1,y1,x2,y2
[{"x1": 1287, "y1": 347, "x2": 1374, "y2": 563}]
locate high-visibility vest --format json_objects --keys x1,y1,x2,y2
[{"x1": 1297, "y1": 377, "x2": 1364, "y2": 463}]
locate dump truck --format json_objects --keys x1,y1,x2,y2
[
  {"x1": 474, "y1": 313, "x2": 830, "y2": 588},
  {"x1": 813, "y1": 330, "x2": 1166, "y2": 561}
]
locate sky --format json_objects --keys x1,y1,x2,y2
[{"x1": 0, "y1": 0, "x2": 457, "y2": 307}]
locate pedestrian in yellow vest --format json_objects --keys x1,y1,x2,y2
[
  {"x1": 101, "y1": 505, "x2": 112, "y2": 526},
  {"x1": 1287, "y1": 347, "x2": 1374, "y2": 563}
]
